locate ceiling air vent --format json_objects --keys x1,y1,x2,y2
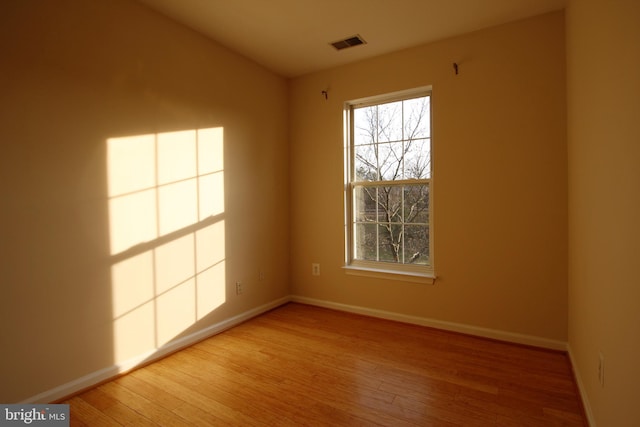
[{"x1": 330, "y1": 35, "x2": 366, "y2": 51}]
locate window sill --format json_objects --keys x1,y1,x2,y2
[{"x1": 342, "y1": 265, "x2": 436, "y2": 285}]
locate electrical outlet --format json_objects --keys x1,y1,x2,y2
[
  {"x1": 312, "y1": 263, "x2": 320, "y2": 276},
  {"x1": 235, "y1": 281, "x2": 243, "y2": 295},
  {"x1": 598, "y1": 352, "x2": 605, "y2": 387}
]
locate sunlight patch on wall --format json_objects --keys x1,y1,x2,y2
[
  {"x1": 107, "y1": 128, "x2": 226, "y2": 363},
  {"x1": 107, "y1": 134, "x2": 157, "y2": 255}
]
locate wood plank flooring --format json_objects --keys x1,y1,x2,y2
[{"x1": 64, "y1": 303, "x2": 587, "y2": 426}]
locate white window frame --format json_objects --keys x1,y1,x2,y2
[{"x1": 343, "y1": 86, "x2": 435, "y2": 284}]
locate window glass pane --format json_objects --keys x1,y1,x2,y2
[
  {"x1": 377, "y1": 186, "x2": 402, "y2": 223},
  {"x1": 354, "y1": 144, "x2": 378, "y2": 181},
  {"x1": 354, "y1": 186, "x2": 377, "y2": 222},
  {"x1": 378, "y1": 142, "x2": 403, "y2": 180},
  {"x1": 378, "y1": 224, "x2": 402, "y2": 262},
  {"x1": 404, "y1": 138, "x2": 431, "y2": 179},
  {"x1": 404, "y1": 225, "x2": 429, "y2": 265},
  {"x1": 403, "y1": 96, "x2": 430, "y2": 139},
  {"x1": 354, "y1": 184, "x2": 430, "y2": 265},
  {"x1": 404, "y1": 185, "x2": 429, "y2": 223},
  {"x1": 353, "y1": 107, "x2": 376, "y2": 146},
  {"x1": 355, "y1": 223, "x2": 377, "y2": 261},
  {"x1": 377, "y1": 101, "x2": 403, "y2": 142}
]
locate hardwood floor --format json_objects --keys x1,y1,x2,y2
[{"x1": 64, "y1": 303, "x2": 586, "y2": 426}]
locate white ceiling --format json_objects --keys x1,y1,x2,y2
[{"x1": 136, "y1": 0, "x2": 566, "y2": 78}]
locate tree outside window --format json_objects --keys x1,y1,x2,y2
[{"x1": 346, "y1": 89, "x2": 432, "y2": 275}]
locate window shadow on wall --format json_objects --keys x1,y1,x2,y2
[{"x1": 107, "y1": 128, "x2": 227, "y2": 364}]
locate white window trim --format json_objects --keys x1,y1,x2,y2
[
  {"x1": 343, "y1": 86, "x2": 435, "y2": 283},
  {"x1": 342, "y1": 263, "x2": 435, "y2": 285}
]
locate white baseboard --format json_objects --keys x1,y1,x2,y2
[
  {"x1": 291, "y1": 295, "x2": 568, "y2": 351},
  {"x1": 22, "y1": 296, "x2": 291, "y2": 404},
  {"x1": 24, "y1": 294, "x2": 572, "y2": 404},
  {"x1": 567, "y1": 345, "x2": 596, "y2": 427}
]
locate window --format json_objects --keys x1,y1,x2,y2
[{"x1": 344, "y1": 87, "x2": 434, "y2": 282}]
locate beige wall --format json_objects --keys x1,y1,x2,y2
[
  {"x1": 290, "y1": 12, "x2": 568, "y2": 341},
  {"x1": 0, "y1": 0, "x2": 289, "y2": 402},
  {"x1": 11, "y1": 1, "x2": 636, "y2": 415},
  {"x1": 566, "y1": 0, "x2": 640, "y2": 425}
]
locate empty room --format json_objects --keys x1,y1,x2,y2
[{"x1": 1, "y1": 0, "x2": 638, "y2": 426}]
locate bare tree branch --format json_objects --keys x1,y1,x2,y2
[{"x1": 353, "y1": 96, "x2": 430, "y2": 264}]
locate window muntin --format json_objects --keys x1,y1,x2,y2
[{"x1": 346, "y1": 88, "x2": 433, "y2": 277}]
